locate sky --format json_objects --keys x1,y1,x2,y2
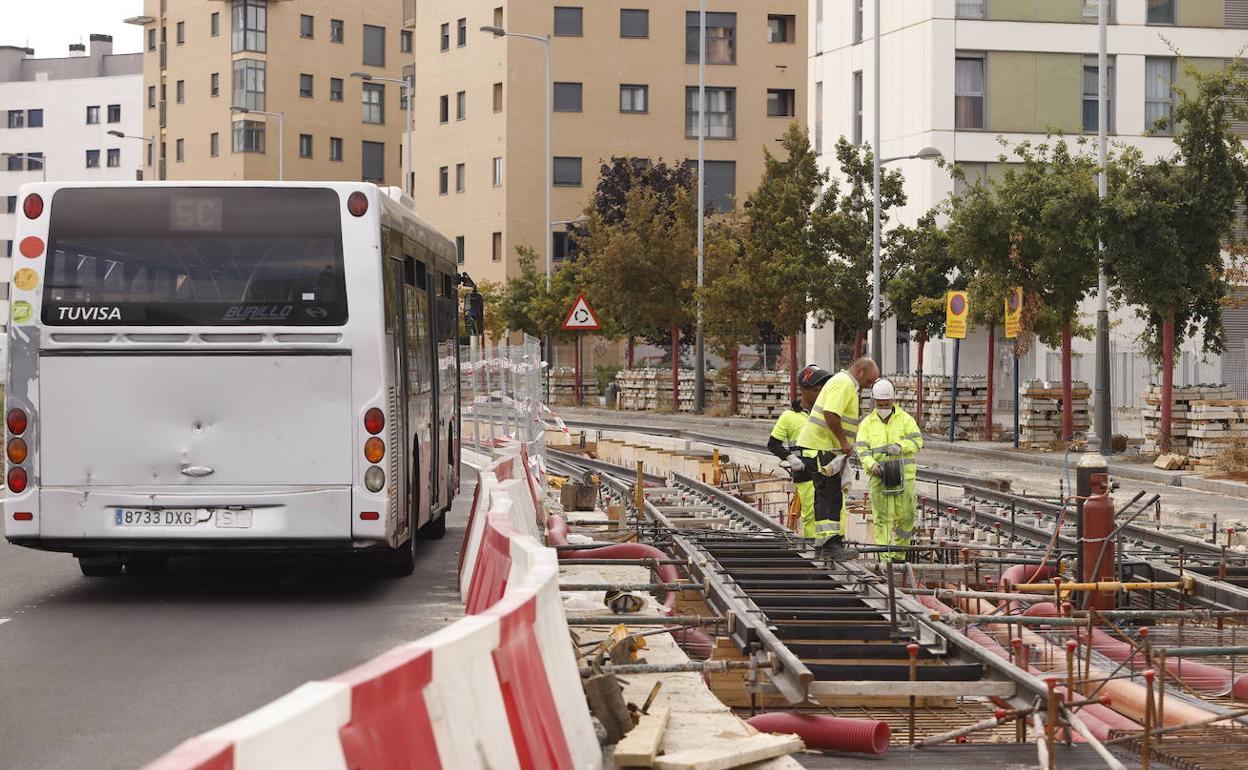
[{"x1": 3, "y1": 1, "x2": 145, "y2": 58}]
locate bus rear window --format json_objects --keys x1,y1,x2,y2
[{"x1": 43, "y1": 187, "x2": 348, "y2": 326}]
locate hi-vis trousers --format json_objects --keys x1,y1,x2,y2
[{"x1": 800, "y1": 449, "x2": 844, "y2": 540}]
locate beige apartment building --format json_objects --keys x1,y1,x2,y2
[
  {"x1": 412, "y1": 1, "x2": 807, "y2": 288},
  {"x1": 130, "y1": 0, "x2": 410, "y2": 184}
]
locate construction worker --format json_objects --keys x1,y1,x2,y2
[
  {"x1": 855, "y1": 378, "x2": 924, "y2": 562},
  {"x1": 795, "y1": 357, "x2": 880, "y2": 558},
  {"x1": 770, "y1": 365, "x2": 833, "y2": 538}
]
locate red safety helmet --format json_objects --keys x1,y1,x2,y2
[{"x1": 798, "y1": 365, "x2": 833, "y2": 391}]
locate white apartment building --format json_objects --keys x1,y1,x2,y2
[
  {"x1": 808, "y1": 0, "x2": 1248, "y2": 412},
  {"x1": 0, "y1": 35, "x2": 143, "y2": 324}
]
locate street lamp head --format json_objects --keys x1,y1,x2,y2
[
  {"x1": 350, "y1": 71, "x2": 373, "y2": 80},
  {"x1": 914, "y1": 146, "x2": 943, "y2": 161},
  {"x1": 480, "y1": 25, "x2": 506, "y2": 36},
  {"x1": 107, "y1": 129, "x2": 125, "y2": 138}
]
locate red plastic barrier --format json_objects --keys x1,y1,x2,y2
[
  {"x1": 457, "y1": 481, "x2": 485, "y2": 577},
  {"x1": 490, "y1": 596, "x2": 576, "y2": 770},
  {"x1": 518, "y1": 443, "x2": 545, "y2": 525},
  {"x1": 746, "y1": 713, "x2": 890, "y2": 755},
  {"x1": 333, "y1": 647, "x2": 442, "y2": 770},
  {"x1": 466, "y1": 515, "x2": 514, "y2": 614},
  {"x1": 143, "y1": 741, "x2": 233, "y2": 770}
]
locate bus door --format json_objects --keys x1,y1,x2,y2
[
  {"x1": 382, "y1": 227, "x2": 410, "y2": 539},
  {"x1": 402, "y1": 250, "x2": 438, "y2": 520}
]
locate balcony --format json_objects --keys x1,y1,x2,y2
[
  {"x1": 403, "y1": 0, "x2": 416, "y2": 29},
  {"x1": 159, "y1": 100, "x2": 166, "y2": 129}
]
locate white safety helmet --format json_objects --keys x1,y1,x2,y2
[{"x1": 871, "y1": 378, "x2": 896, "y2": 402}]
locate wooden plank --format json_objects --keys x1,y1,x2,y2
[
  {"x1": 614, "y1": 708, "x2": 670, "y2": 768},
  {"x1": 652, "y1": 734, "x2": 803, "y2": 770}
]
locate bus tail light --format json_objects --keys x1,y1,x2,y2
[
  {"x1": 23, "y1": 193, "x2": 43, "y2": 220},
  {"x1": 8, "y1": 467, "x2": 28, "y2": 494},
  {"x1": 364, "y1": 466, "x2": 385, "y2": 493},
  {"x1": 12, "y1": 512, "x2": 32, "y2": 521},
  {"x1": 347, "y1": 191, "x2": 369, "y2": 217},
  {"x1": 364, "y1": 408, "x2": 385, "y2": 435},
  {"x1": 359, "y1": 511, "x2": 380, "y2": 521},
  {"x1": 364, "y1": 437, "x2": 385, "y2": 463},
  {"x1": 7, "y1": 438, "x2": 27, "y2": 465},
  {"x1": 7, "y1": 409, "x2": 27, "y2": 436}
]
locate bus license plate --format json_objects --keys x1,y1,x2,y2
[
  {"x1": 216, "y1": 509, "x2": 253, "y2": 529},
  {"x1": 114, "y1": 509, "x2": 197, "y2": 527}
]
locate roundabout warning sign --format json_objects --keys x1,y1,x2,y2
[{"x1": 562, "y1": 294, "x2": 601, "y2": 331}]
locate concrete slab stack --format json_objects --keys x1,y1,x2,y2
[
  {"x1": 888, "y1": 375, "x2": 989, "y2": 439},
  {"x1": 1018, "y1": 380, "x2": 1091, "y2": 447},
  {"x1": 1142, "y1": 385, "x2": 1236, "y2": 456},
  {"x1": 1184, "y1": 399, "x2": 1248, "y2": 472}
]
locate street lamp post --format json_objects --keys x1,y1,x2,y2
[
  {"x1": 107, "y1": 130, "x2": 157, "y2": 178},
  {"x1": 352, "y1": 72, "x2": 413, "y2": 196},
  {"x1": 230, "y1": 106, "x2": 285, "y2": 180},
  {"x1": 694, "y1": 0, "x2": 706, "y2": 413},
  {"x1": 1093, "y1": 0, "x2": 1112, "y2": 455},
  {"x1": 1, "y1": 153, "x2": 46, "y2": 182}
]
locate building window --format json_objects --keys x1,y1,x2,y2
[
  {"x1": 232, "y1": 119, "x2": 265, "y2": 153},
  {"x1": 554, "y1": 6, "x2": 584, "y2": 36},
  {"x1": 1082, "y1": 56, "x2": 1115, "y2": 133},
  {"x1": 767, "y1": 14, "x2": 795, "y2": 43},
  {"x1": 27, "y1": 108, "x2": 43, "y2": 127},
  {"x1": 456, "y1": 90, "x2": 466, "y2": 120},
  {"x1": 458, "y1": 235, "x2": 467, "y2": 264},
  {"x1": 494, "y1": 7, "x2": 504, "y2": 27},
  {"x1": 767, "y1": 88, "x2": 795, "y2": 118},
  {"x1": 300, "y1": 73, "x2": 313, "y2": 98},
  {"x1": 175, "y1": 138, "x2": 184, "y2": 162},
  {"x1": 853, "y1": 0, "x2": 863, "y2": 43},
  {"x1": 493, "y1": 82, "x2": 503, "y2": 112},
  {"x1": 6, "y1": 154, "x2": 21, "y2": 171},
  {"x1": 148, "y1": 86, "x2": 157, "y2": 107},
  {"x1": 233, "y1": 59, "x2": 265, "y2": 110},
  {"x1": 5, "y1": 197, "x2": 14, "y2": 213},
  {"x1": 177, "y1": 20, "x2": 185, "y2": 44},
  {"x1": 26, "y1": 152, "x2": 41, "y2": 172},
  {"x1": 329, "y1": 136, "x2": 343, "y2": 161},
  {"x1": 954, "y1": 54, "x2": 985, "y2": 130},
  {"x1": 621, "y1": 9, "x2": 649, "y2": 38},
  {"x1": 455, "y1": 162, "x2": 466, "y2": 192},
  {"x1": 362, "y1": 141, "x2": 385, "y2": 183},
  {"x1": 148, "y1": 28, "x2": 157, "y2": 50},
  {"x1": 1145, "y1": 56, "x2": 1176, "y2": 132},
  {"x1": 704, "y1": 160, "x2": 736, "y2": 212},
  {"x1": 86, "y1": 105, "x2": 100, "y2": 124},
  {"x1": 1082, "y1": 0, "x2": 1111, "y2": 20},
  {"x1": 686, "y1": 12, "x2": 736, "y2": 65},
  {"x1": 232, "y1": 0, "x2": 267, "y2": 53},
  {"x1": 439, "y1": 165, "x2": 449, "y2": 194},
  {"x1": 330, "y1": 19, "x2": 343, "y2": 43},
  {"x1": 457, "y1": 18, "x2": 467, "y2": 47},
  {"x1": 211, "y1": 12, "x2": 220, "y2": 36},
  {"x1": 493, "y1": 156, "x2": 503, "y2": 186},
  {"x1": 210, "y1": 131, "x2": 220, "y2": 157},
  {"x1": 300, "y1": 14, "x2": 313, "y2": 38},
  {"x1": 685, "y1": 86, "x2": 736, "y2": 139},
  {"x1": 1147, "y1": 0, "x2": 1175, "y2": 24},
  {"x1": 440, "y1": 23, "x2": 450, "y2": 51},
  {"x1": 106, "y1": 148, "x2": 121, "y2": 167},
  {"x1": 815, "y1": 81, "x2": 824, "y2": 152},
  {"x1": 362, "y1": 82, "x2": 385, "y2": 124},
  {"x1": 176, "y1": 80, "x2": 185, "y2": 103},
  {"x1": 492, "y1": 232, "x2": 502, "y2": 262},
  {"x1": 956, "y1": 0, "x2": 986, "y2": 18},
  {"x1": 954, "y1": 162, "x2": 988, "y2": 196},
  {"x1": 401, "y1": 29, "x2": 413, "y2": 53},
  {"x1": 299, "y1": 133, "x2": 313, "y2": 158},
  {"x1": 363, "y1": 24, "x2": 386, "y2": 66},
  {"x1": 86, "y1": 149, "x2": 100, "y2": 168},
  {"x1": 327, "y1": 77, "x2": 342, "y2": 102},
  {"x1": 439, "y1": 94, "x2": 449, "y2": 123},
  {"x1": 554, "y1": 82, "x2": 583, "y2": 112},
  {"x1": 852, "y1": 72, "x2": 863, "y2": 144},
  {"x1": 620, "y1": 84, "x2": 648, "y2": 113},
  {"x1": 210, "y1": 72, "x2": 220, "y2": 97},
  {"x1": 553, "y1": 156, "x2": 582, "y2": 186},
  {"x1": 6, "y1": 110, "x2": 23, "y2": 128}
]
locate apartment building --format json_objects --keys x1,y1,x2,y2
[
  {"x1": 130, "y1": 0, "x2": 410, "y2": 184},
  {"x1": 0, "y1": 35, "x2": 142, "y2": 324},
  {"x1": 809, "y1": 0, "x2": 1248, "y2": 409},
  {"x1": 413, "y1": 1, "x2": 807, "y2": 288}
]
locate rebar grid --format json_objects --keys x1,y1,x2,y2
[{"x1": 1113, "y1": 725, "x2": 1248, "y2": 770}]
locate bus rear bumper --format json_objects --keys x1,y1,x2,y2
[{"x1": 8, "y1": 486, "x2": 381, "y2": 552}]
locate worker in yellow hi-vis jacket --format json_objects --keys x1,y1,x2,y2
[
  {"x1": 769, "y1": 366, "x2": 833, "y2": 538},
  {"x1": 854, "y1": 378, "x2": 924, "y2": 562}
]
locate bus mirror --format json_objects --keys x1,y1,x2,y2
[{"x1": 466, "y1": 291, "x2": 484, "y2": 336}]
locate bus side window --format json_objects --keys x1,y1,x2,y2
[{"x1": 403, "y1": 255, "x2": 416, "y2": 287}]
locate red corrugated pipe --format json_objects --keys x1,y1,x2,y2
[
  {"x1": 746, "y1": 713, "x2": 890, "y2": 755},
  {"x1": 545, "y1": 514, "x2": 679, "y2": 613}
]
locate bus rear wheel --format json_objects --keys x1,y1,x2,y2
[
  {"x1": 78, "y1": 556, "x2": 124, "y2": 577},
  {"x1": 418, "y1": 511, "x2": 446, "y2": 540},
  {"x1": 379, "y1": 508, "x2": 417, "y2": 577}
]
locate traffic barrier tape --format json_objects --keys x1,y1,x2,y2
[{"x1": 332, "y1": 647, "x2": 442, "y2": 770}]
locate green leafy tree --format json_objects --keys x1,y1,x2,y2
[
  {"x1": 1104, "y1": 62, "x2": 1248, "y2": 452},
  {"x1": 499, "y1": 246, "x2": 577, "y2": 342},
  {"x1": 698, "y1": 210, "x2": 755, "y2": 412}
]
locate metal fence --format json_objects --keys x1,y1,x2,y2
[{"x1": 460, "y1": 335, "x2": 549, "y2": 470}]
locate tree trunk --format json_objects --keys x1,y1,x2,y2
[
  {"x1": 788, "y1": 335, "x2": 798, "y2": 402},
  {"x1": 730, "y1": 347, "x2": 739, "y2": 415},
  {"x1": 671, "y1": 324, "x2": 681, "y2": 412},
  {"x1": 916, "y1": 332, "x2": 927, "y2": 427},
  {"x1": 853, "y1": 330, "x2": 865, "y2": 360},
  {"x1": 626, "y1": 337, "x2": 635, "y2": 370},
  {"x1": 1061, "y1": 323, "x2": 1074, "y2": 442},
  {"x1": 1161, "y1": 313, "x2": 1175, "y2": 455},
  {"x1": 986, "y1": 325, "x2": 996, "y2": 441}
]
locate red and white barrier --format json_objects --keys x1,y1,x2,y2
[{"x1": 145, "y1": 440, "x2": 598, "y2": 770}]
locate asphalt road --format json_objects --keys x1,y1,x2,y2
[{"x1": 0, "y1": 472, "x2": 475, "y2": 770}]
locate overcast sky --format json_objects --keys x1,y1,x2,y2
[{"x1": 4, "y1": 1, "x2": 145, "y2": 58}]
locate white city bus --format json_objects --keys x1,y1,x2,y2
[{"x1": 4, "y1": 182, "x2": 460, "y2": 577}]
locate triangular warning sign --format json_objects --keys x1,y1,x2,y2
[{"x1": 562, "y1": 294, "x2": 602, "y2": 331}]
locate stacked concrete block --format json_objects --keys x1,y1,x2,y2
[
  {"x1": 888, "y1": 375, "x2": 990, "y2": 439},
  {"x1": 1018, "y1": 380, "x2": 1091, "y2": 447},
  {"x1": 1142, "y1": 385, "x2": 1236, "y2": 456}
]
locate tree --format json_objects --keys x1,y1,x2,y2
[
  {"x1": 499, "y1": 246, "x2": 577, "y2": 343},
  {"x1": 808, "y1": 138, "x2": 908, "y2": 360},
  {"x1": 886, "y1": 210, "x2": 961, "y2": 426},
  {"x1": 1104, "y1": 62, "x2": 1248, "y2": 452},
  {"x1": 698, "y1": 210, "x2": 755, "y2": 413}
]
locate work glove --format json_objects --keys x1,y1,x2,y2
[
  {"x1": 870, "y1": 464, "x2": 883, "y2": 477},
  {"x1": 885, "y1": 444, "x2": 902, "y2": 456},
  {"x1": 820, "y1": 454, "x2": 847, "y2": 477},
  {"x1": 780, "y1": 452, "x2": 804, "y2": 472}
]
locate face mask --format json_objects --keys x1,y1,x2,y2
[{"x1": 876, "y1": 407, "x2": 894, "y2": 419}]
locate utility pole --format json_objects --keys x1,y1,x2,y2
[
  {"x1": 693, "y1": 0, "x2": 707, "y2": 413},
  {"x1": 1094, "y1": 0, "x2": 1112, "y2": 455}
]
